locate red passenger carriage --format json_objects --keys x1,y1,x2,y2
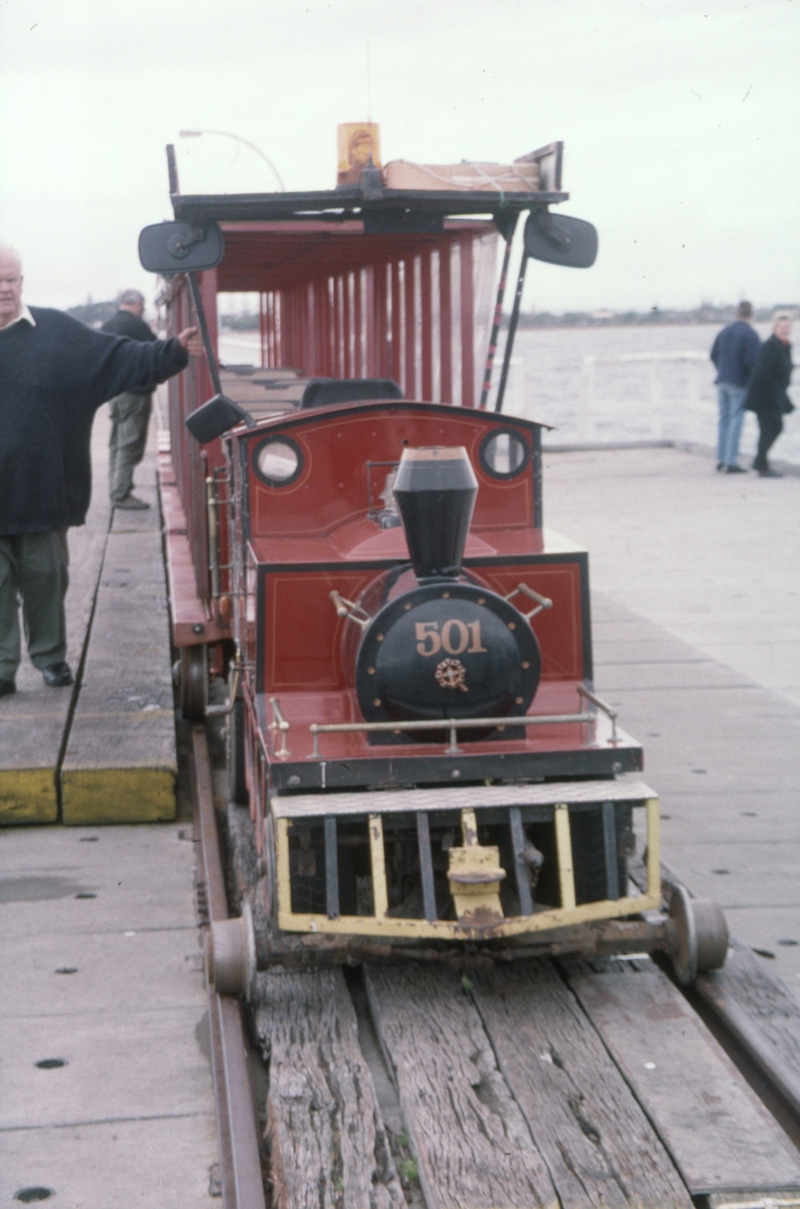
[{"x1": 139, "y1": 134, "x2": 728, "y2": 990}]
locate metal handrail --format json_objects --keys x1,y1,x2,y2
[
  {"x1": 309, "y1": 712, "x2": 594, "y2": 757},
  {"x1": 269, "y1": 696, "x2": 290, "y2": 758},
  {"x1": 577, "y1": 686, "x2": 618, "y2": 742}
]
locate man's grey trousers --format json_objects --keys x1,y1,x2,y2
[
  {"x1": 0, "y1": 531, "x2": 69, "y2": 681},
  {"x1": 109, "y1": 391, "x2": 152, "y2": 502}
]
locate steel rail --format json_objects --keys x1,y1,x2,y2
[
  {"x1": 190, "y1": 724, "x2": 266, "y2": 1209},
  {"x1": 694, "y1": 972, "x2": 800, "y2": 1122},
  {"x1": 640, "y1": 862, "x2": 800, "y2": 1140}
]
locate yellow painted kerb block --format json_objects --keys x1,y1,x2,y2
[
  {"x1": 61, "y1": 766, "x2": 177, "y2": 825},
  {"x1": 0, "y1": 769, "x2": 58, "y2": 824}
]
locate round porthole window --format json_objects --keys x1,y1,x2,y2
[
  {"x1": 253, "y1": 436, "x2": 303, "y2": 486},
  {"x1": 479, "y1": 429, "x2": 529, "y2": 479}
]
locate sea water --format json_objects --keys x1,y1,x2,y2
[{"x1": 218, "y1": 323, "x2": 798, "y2": 467}]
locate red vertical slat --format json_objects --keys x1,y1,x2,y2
[
  {"x1": 390, "y1": 261, "x2": 401, "y2": 387},
  {"x1": 353, "y1": 270, "x2": 363, "y2": 377},
  {"x1": 320, "y1": 280, "x2": 330, "y2": 375},
  {"x1": 460, "y1": 234, "x2": 475, "y2": 408},
  {"x1": 336, "y1": 278, "x2": 342, "y2": 375},
  {"x1": 404, "y1": 257, "x2": 416, "y2": 399},
  {"x1": 306, "y1": 282, "x2": 316, "y2": 376},
  {"x1": 365, "y1": 266, "x2": 376, "y2": 377},
  {"x1": 439, "y1": 239, "x2": 452, "y2": 403},
  {"x1": 421, "y1": 249, "x2": 433, "y2": 401},
  {"x1": 375, "y1": 261, "x2": 388, "y2": 378},
  {"x1": 275, "y1": 292, "x2": 282, "y2": 367},
  {"x1": 343, "y1": 272, "x2": 352, "y2": 377},
  {"x1": 326, "y1": 278, "x2": 335, "y2": 375},
  {"x1": 259, "y1": 293, "x2": 267, "y2": 368}
]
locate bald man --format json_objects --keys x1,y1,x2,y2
[{"x1": 0, "y1": 246, "x2": 200, "y2": 697}]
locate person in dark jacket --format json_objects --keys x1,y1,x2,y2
[
  {"x1": 710, "y1": 300, "x2": 760, "y2": 473},
  {"x1": 102, "y1": 289, "x2": 158, "y2": 510},
  {"x1": 745, "y1": 312, "x2": 794, "y2": 478},
  {"x1": 0, "y1": 245, "x2": 200, "y2": 697}
]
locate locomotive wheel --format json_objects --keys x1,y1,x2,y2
[
  {"x1": 228, "y1": 694, "x2": 248, "y2": 805},
  {"x1": 208, "y1": 901, "x2": 256, "y2": 1000},
  {"x1": 179, "y1": 644, "x2": 207, "y2": 722},
  {"x1": 669, "y1": 883, "x2": 729, "y2": 985}
]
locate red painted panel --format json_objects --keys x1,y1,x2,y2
[
  {"x1": 265, "y1": 569, "x2": 376, "y2": 690},
  {"x1": 476, "y1": 564, "x2": 584, "y2": 680},
  {"x1": 262, "y1": 559, "x2": 583, "y2": 694},
  {"x1": 249, "y1": 407, "x2": 537, "y2": 538}
]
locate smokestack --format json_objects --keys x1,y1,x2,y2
[{"x1": 393, "y1": 446, "x2": 478, "y2": 581}]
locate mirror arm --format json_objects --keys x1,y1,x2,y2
[
  {"x1": 531, "y1": 207, "x2": 571, "y2": 251},
  {"x1": 494, "y1": 243, "x2": 530, "y2": 414},
  {"x1": 187, "y1": 270, "x2": 223, "y2": 398},
  {"x1": 166, "y1": 143, "x2": 180, "y2": 197},
  {"x1": 479, "y1": 213, "x2": 518, "y2": 410}
]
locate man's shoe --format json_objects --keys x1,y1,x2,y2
[
  {"x1": 725, "y1": 464, "x2": 747, "y2": 474},
  {"x1": 114, "y1": 494, "x2": 150, "y2": 510},
  {"x1": 716, "y1": 463, "x2": 725, "y2": 471},
  {"x1": 0, "y1": 679, "x2": 16, "y2": 698},
  {"x1": 759, "y1": 468, "x2": 783, "y2": 478},
  {"x1": 42, "y1": 662, "x2": 74, "y2": 687}
]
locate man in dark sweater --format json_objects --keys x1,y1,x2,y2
[
  {"x1": 101, "y1": 289, "x2": 158, "y2": 510},
  {"x1": 0, "y1": 245, "x2": 200, "y2": 697},
  {"x1": 710, "y1": 301, "x2": 761, "y2": 474}
]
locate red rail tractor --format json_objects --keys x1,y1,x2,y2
[{"x1": 139, "y1": 135, "x2": 728, "y2": 994}]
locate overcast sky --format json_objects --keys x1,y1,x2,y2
[{"x1": 1, "y1": 0, "x2": 797, "y2": 314}]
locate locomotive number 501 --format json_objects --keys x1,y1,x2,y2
[{"x1": 415, "y1": 620, "x2": 488, "y2": 657}]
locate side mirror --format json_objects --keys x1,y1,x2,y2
[
  {"x1": 524, "y1": 211, "x2": 598, "y2": 268},
  {"x1": 138, "y1": 221, "x2": 225, "y2": 274},
  {"x1": 185, "y1": 394, "x2": 252, "y2": 444}
]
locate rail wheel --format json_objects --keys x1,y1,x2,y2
[
  {"x1": 669, "y1": 882, "x2": 729, "y2": 985},
  {"x1": 179, "y1": 644, "x2": 208, "y2": 722},
  {"x1": 228, "y1": 693, "x2": 248, "y2": 804}
]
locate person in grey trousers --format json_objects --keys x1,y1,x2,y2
[
  {"x1": 710, "y1": 300, "x2": 761, "y2": 474},
  {"x1": 102, "y1": 290, "x2": 158, "y2": 509}
]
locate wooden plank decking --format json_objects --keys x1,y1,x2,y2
[{"x1": 0, "y1": 407, "x2": 177, "y2": 826}]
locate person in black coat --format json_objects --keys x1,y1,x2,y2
[
  {"x1": 102, "y1": 289, "x2": 158, "y2": 510},
  {"x1": 745, "y1": 312, "x2": 795, "y2": 478},
  {"x1": 0, "y1": 245, "x2": 201, "y2": 697}
]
